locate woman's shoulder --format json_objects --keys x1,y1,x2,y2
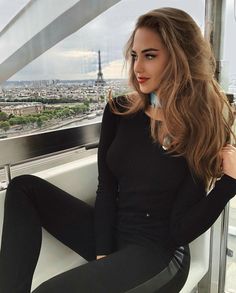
[
  {"x1": 109, "y1": 92, "x2": 141, "y2": 111},
  {"x1": 112, "y1": 92, "x2": 139, "y2": 104},
  {"x1": 112, "y1": 95, "x2": 128, "y2": 109}
]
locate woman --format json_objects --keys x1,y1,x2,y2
[{"x1": 1, "y1": 7, "x2": 236, "y2": 293}]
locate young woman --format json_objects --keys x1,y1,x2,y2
[{"x1": 1, "y1": 7, "x2": 236, "y2": 293}]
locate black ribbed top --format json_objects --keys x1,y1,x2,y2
[{"x1": 95, "y1": 98, "x2": 236, "y2": 256}]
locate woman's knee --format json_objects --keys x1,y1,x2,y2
[
  {"x1": 5, "y1": 175, "x2": 42, "y2": 203},
  {"x1": 32, "y1": 278, "x2": 62, "y2": 293},
  {"x1": 32, "y1": 282, "x2": 49, "y2": 293},
  {"x1": 7, "y1": 174, "x2": 44, "y2": 191}
]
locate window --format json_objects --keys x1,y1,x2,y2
[{"x1": 0, "y1": 0, "x2": 205, "y2": 138}]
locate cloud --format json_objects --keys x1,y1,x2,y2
[
  {"x1": 58, "y1": 50, "x2": 97, "y2": 59},
  {"x1": 10, "y1": 51, "x2": 127, "y2": 80},
  {"x1": 84, "y1": 59, "x2": 127, "y2": 79},
  {"x1": 4, "y1": 0, "x2": 220, "y2": 81},
  {"x1": 103, "y1": 59, "x2": 127, "y2": 79}
]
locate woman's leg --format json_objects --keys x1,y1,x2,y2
[
  {"x1": 0, "y1": 174, "x2": 96, "y2": 293},
  {"x1": 33, "y1": 245, "x2": 190, "y2": 293}
]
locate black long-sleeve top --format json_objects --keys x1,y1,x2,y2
[{"x1": 94, "y1": 98, "x2": 236, "y2": 256}]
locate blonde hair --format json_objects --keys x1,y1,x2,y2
[{"x1": 109, "y1": 7, "x2": 235, "y2": 188}]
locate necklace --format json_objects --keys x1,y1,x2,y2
[
  {"x1": 147, "y1": 94, "x2": 172, "y2": 150},
  {"x1": 149, "y1": 92, "x2": 161, "y2": 108}
]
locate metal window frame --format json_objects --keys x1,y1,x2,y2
[
  {"x1": 0, "y1": 122, "x2": 101, "y2": 181},
  {"x1": 204, "y1": 1, "x2": 231, "y2": 292}
]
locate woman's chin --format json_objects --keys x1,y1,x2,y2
[
  {"x1": 138, "y1": 85, "x2": 157, "y2": 95},
  {"x1": 139, "y1": 88, "x2": 151, "y2": 94}
]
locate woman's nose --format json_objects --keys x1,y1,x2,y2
[{"x1": 134, "y1": 58, "x2": 144, "y2": 73}]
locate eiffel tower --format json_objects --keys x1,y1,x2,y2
[{"x1": 95, "y1": 50, "x2": 105, "y2": 86}]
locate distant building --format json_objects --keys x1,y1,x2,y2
[
  {"x1": 95, "y1": 50, "x2": 105, "y2": 86},
  {"x1": 2, "y1": 102, "x2": 44, "y2": 116}
]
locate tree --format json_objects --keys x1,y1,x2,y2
[
  {"x1": 28, "y1": 116, "x2": 37, "y2": 124},
  {"x1": 36, "y1": 117, "x2": 43, "y2": 128},
  {"x1": 14, "y1": 116, "x2": 27, "y2": 125},
  {"x1": 39, "y1": 115, "x2": 49, "y2": 122},
  {"x1": 81, "y1": 104, "x2": 89, "y2": 113},
  {"x1": 84, "y1": 100, "x2": 90, "y2": 107},
  {"x1": 73, "y1": 105, "x2": 83, "y2": 115},
  {"x1": 8, "y1": 117, "x2": 19, "y2": 125},
  {"x1": 0, "y1": 111, "x2": 8, "y2": 121},
  {"x1": 61, "y1": 108, "x2": 71, "y2": 117},
  {"x1": 0, "y1": 121, "x2": 10, "y2": 132}
]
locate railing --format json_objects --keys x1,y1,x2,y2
[{"x1": 0, "y1": 122, "x2": 101, "y2": 183}]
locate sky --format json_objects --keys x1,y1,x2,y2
[
  {"x1": 0, "y1": 0, "x2": 235, "y2": 82},
  {"x1": 0, "y1": 0, "x2": 31, "y2": 32}
]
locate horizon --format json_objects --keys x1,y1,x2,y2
[{"x1": 1, "y1": 1, "x2": 236, "y2": 88}]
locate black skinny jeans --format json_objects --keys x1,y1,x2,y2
[{"x1": 0, "y1": 175, "x2": 190, "y2": 293}]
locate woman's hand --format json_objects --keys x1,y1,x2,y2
[
  {"x1": 221, "y1": 144, "x2": 236, "y2": 179},
  {"x1": 96, "y1": 255, "x2": 107, "y2": 260}
]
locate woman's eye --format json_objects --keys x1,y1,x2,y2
[
  {"x1": 146, "y1": 54, "x2": 156, "y2": 60},
  {"x1": 131, "y1": 53, "x2": 137, "y2": 60}
]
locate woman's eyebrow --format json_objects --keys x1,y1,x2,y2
[{"x1": 131, "y1": 48, "x2": 160, "y2": 54}]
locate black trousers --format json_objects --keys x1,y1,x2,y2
[{"x1": 0, "y1": 175, "x2": 190, "y2": 293}]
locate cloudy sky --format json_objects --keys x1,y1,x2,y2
[{"x1": 0, "y1": 0, "x2": 235, "y2": 82}]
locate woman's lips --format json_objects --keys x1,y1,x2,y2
[{"x1": 137, "y1": 77, "x2": 150, "y2": 84}]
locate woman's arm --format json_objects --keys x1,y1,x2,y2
[
  {"x1": 94, "y1": 102, "x2": 119, "y2": 256},
  {"x1": 221, "y1": 144, "x2": 236, "y2": 179},
  {"x1": 170, "y1": 145, "x2": 236, "y2": 246}
]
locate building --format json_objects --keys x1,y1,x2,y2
[{"x1": 1, "y1": 102, "x2": 44, "y2": 116}]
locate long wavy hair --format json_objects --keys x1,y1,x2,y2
[{"x1": 108, "y1": 7, "x2": 235, "y2": 188}]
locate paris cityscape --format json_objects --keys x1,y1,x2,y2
[
  {"x1": 1, "y1": 50, "x2": 236, "y2": 139},
  {"x1": 0, "y1": 79, "x2": 130, "y2": 137},
  {"x1": 0, "y1": 51, "x2": 130, "y2": 139}
]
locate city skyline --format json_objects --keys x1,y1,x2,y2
[
  {"x1": 1, "y1": 0, "x2": 236, "y2": 85},
  {"x1": 0, "y1": 0, "x2": 206, "y2": 81}
]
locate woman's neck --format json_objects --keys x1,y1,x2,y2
[{"x1": 144, "y1": 106, "x2": 164, "y2": 121}]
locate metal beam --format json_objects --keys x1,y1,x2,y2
[
  {"x1": 204, "y1": 1, "x2": 229, "y2": 293},
  {"x1": 0, "y1": 0, "x2": 122, "y2": 83},
  {"x1": 204, "y1": 0, "x2": 225, "y2": 81}
]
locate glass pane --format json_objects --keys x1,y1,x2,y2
[{"x1": 0, "y1": 0, "x2": 205, "y2": 139}]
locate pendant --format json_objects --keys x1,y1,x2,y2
[{"x1": 162, "y1": 136, "x2": 171, "y2": 150}]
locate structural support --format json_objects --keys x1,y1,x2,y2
[
  {"x1": 204, "y1": 1, "x2": 229, "y2": 293},
  {"x1": 219, "y1": 203, "x2": 230, "y2": 293},
  {"x1": 198, "y1": 227, "x2": 214, "y2": 293},
  {"x1": 4, "y1": 164, "x2": 11, "y2": 183},
  {"x1": 205, "y1": 0, "x2": 228, "y2": 88},
  {"x1": 0, "y1": 0, "x2": 122, "y2": 83},
  {"x1": 204, "y1": 0, "x2": 224, "y2": 81}
]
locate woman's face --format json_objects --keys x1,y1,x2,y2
[{"x1": 132, "y1": 27, "x2": 169, "y2": 94}]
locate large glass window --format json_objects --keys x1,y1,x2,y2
[{"x1": 0, "y1": 0, "x2": 205, "y2": 139}]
